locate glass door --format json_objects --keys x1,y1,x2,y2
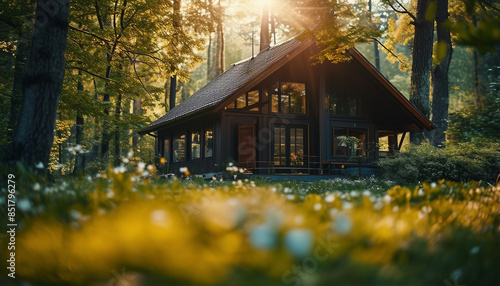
[{"x1": 272, "y1": 125, "x2": 308, "y2": 173}]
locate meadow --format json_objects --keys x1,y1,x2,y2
[{"x1": 1, "y1": 162, "x2": 499, "y2": 286}]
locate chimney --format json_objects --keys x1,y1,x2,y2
[{"x1": 260, "y1": 4, "x2": 270, "y2": 52}]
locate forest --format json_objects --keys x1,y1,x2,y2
[{"x1": 0, "y1": 0, "x2": 500, "y2": 285}]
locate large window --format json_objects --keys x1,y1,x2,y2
[
  {"x1": 191, "y1": 131, "x2": 201, "y2": 160},
  {"x1": 271, "y1": 82, "x2": 306, "y2": 114},
  {"x1": 326, "y1": 84, "x2": 366, "y2": 117},
  {"x1": 273, "y1": 125, "x2": 307, "y2": 167},
  {"x1": 173, "y1": 134, "x2": 186, "y2": 162},
  {"x1": 204, "y1": 129, "x2": 213, "y2": 158},
  {"x1": 226, "y1": 90, "x2": 259, "y2": 111},
  {"x1": 333, "y1": 127, "x2": 368, "y2": 157}
]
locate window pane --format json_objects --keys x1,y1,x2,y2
[
  {"x1": 282, "y1": 82, "x2": 306, "y2": 114},
  {"x1": 164, "y1": 138, "x2": 170, "y2": 163},
  {"x1": 349, "y1": 128, "x2": 368, "y2": 157},
  {"x1": 191, "y1": 131, "x2": 201, "y2": 160},
  {"x1": 280, "y1": 94, "x2": 290, "y2": 113},
  {"x1": 273, "y1": 127, "x2": 286, "y2": 166},
  {"x1": 247, "y1": 90, "x2": 259, "y2": 111},
  {"x1": 173, "y1": 134, "x2": 186, "y2": 162},
  {"x1": 290, "y1": 128, "x2": 304, "y2": 166},
  {"x1": 204, "y1": 129, "x2": 213, "y2": 158},
  {"x1": 333, "y1": 127, "x2": 348, "y2": 157},
  {"x1": 236, "y1": 94, "x2": 246, "y2": 109},
  {"x1": 271, "y1": 84, "x2": 279, "y2": 113}
]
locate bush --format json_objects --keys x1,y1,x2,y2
[{"x1": 378, "y1": 142, "x2": 500, "y2": 184}]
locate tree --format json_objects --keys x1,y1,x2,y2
[
  {"x1": 430, "y1": 0, "x2": 453, "y2": 147},
  {"x1": 9, "y1": 0, "x2": 70, "y2": 169}
]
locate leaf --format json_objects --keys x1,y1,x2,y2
[
  {"x1": 435, "y1": 40, "x2": 448, "y2": 63},
  {"x1": 426, "y1": 1, "x2": 437, "y2": 22}
]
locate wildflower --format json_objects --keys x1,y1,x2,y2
[
  {"x1": 334, "y1": 213, "x2": 352, "y2": 235},
  {"x1": 249, "y1": 224, "x2": 277, "y2": 250},
  {"x1": 18, "y1": 198, "x2": 32, "y2": 212},
  {"x1": 417, "y1": 188, "x2": 424, "y2": 196},
  {"x1": 324, "y1": 194, "x2": 335, "y2": 203},
  {"x1": 286, "y1": 194, "x2": 295, "y2": 201},
  {"x1": 142, "y1": 171, "x2": 150, "y2": 177},
  {"x1": 70, "y1": 210, "x2": 81, "y2": 220},
  {"x1": 283, "y1": 187, "x2": 292, "y2": 194},
  {"x1": 313, "y1": 203, "x2": 322, "y2": 211},
  {"x1": 113, "y1": 165, "x2": 126, "y2": 174},
  {"x1": 350, "y1": 191, "x2": 359, "y2": 197},
  {"x1": 362, "y1": 190, "x2": 371, "y2": 197},
  {"x1": 373, "y1": 201, "x2": 383, "y2": 211},
  {"x1": 127, "y1": 150, "x2": 134, "y2": 159},
  {"x1": 122, "y1": 157, "x2": 129, "y2": 164},
  {"x1": 159, "y1": 157, "x2": 166, "y2": 164},
  {"x1": 150, "y1": 210, "x2": 169, "y2": 228},
  {"x1": 284, "y1": 228, "x2": 314, "y2": 259},
  {"x1": 35, "y1": 162, "x2": 44, "y2": 169},
  {"x1": 342, "y1": 201, "x2": 353, "y2": 210},
  {"x1": 137, "y1": 162, "x2": 146, "y2": 173},
  {"x1": 147, "y1": 165, "x2": 154, "y2": 171},
  {"x1": 33, "y1": 183, "x2": 41, "y2": 192},
  {"x1": 382, "y1": 194, "x2": 392, "y2": 204},
  {"x1": 431, "y1": 182, "x2": 437, "y2": 188},
  {"x1": 106, "y1": 190, "x2": 115, "y2": 199}
]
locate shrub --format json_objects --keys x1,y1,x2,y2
[{"x1": 378, "y1": 142, "x2": 500, "y2": 184}]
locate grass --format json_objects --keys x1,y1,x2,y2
[{"x1": 0, "y1": 164, "x2": 499, "y2": 286}]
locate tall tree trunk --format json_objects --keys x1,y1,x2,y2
[
  {"x1": 169, "y1": 75, "x2": 177, "y2": 110},
  {"x1": 101, "y1": 64, "x2": 112, "y2": 162},
  {"x1": 10, "y1": 0, "x2": 70, "y2": 169},
  {"x1": 132, "y1": 98, "x2": 142, "y2": 153},
  {"x1": 113, "y1": 92, "x2": 122, "y2": 166},
  {"x1": 8, "y1": 33, "x2": 29, "y2": 143},
  {"x1": 368, "y1": 0, "x2": 380, "y2": 71},
  {"x1": 409, "y1": 0, "x2": 435, "y2": 144},
  {"x1": 430, "y1": 0, "x2": 452, "y2": 147},
  {"x1": 74, "y1": 74, "x2": 85, "y2": 173},
  {"x1": 207, "y1": 32, "x2": 212, "y2": 81},
  {"x1": 215, "y1": 0, "x2": 225, "y2": 75},
  {"x1": 260, "y1": 3, "x2": 270, "y2": 52}
]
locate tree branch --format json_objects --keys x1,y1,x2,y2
[
  {"x1": 69, "y1": 25, "x2": 110, "y2": 43},
  {"x1": 66, "y1": 65, "x2": 116, "y2": 83},
  {"x1": 385, "y1": 0, "x2": 416, "y2": 22},
  {"x1": 371, "y1": 37, "x2": 404, "y2": 64}
]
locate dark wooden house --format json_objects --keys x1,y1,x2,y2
[{"x1": 139, "y1": 37, "x2": 434, "y2": 176}]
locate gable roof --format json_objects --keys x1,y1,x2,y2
[
  {"x1": 139, "y1": 36, "x2": 314, "y2": 134},
  {"x1": 140, "y1": 36, "x2": 434, "y2": 134}
]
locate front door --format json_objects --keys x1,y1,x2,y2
[
  {"x1": 272, "y1": 125, "x2": 308, "y2": 174},
  {"x1": 238, "y1": 122, "x2": 256, "y2": 170}
]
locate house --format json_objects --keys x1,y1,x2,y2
[{"x1": 139, "y1": 36, "x2": 434, "y2": 176}]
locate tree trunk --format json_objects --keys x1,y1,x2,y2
[
  {"x1": 74, "y1": 75, "x2": 85, "y2": 173},
  {"x1": 260, "y1": 3, "x2": 270, "y2": 52},
  {"x1": 113, "y1": 92, "x2": 122, "y2": 166},
  {"x1": 169, "y1": 75, "x2": 177, "y2": 110},
  {"x1": 10, "y1": 0, "x2": 70, "y2": 169},
  {"x1": 101, "y1": 64, "x2": 112, "y2": 162},
  {"x1": 430, "y1": 0, "x2": 452, "y2": 147},
  {"x1": 409, "y1": 0, "x2": 435, "y2": 144},
  {"x1": 215, "y1": 0, "x2": 225, "y2": 75},
  {"x1": 132, "y1": 98, "x2": 142, "y2": 153},
  {"x1": 8, "y1": 33, "x2": 29, "y2": 143}
]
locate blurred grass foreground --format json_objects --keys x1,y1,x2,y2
[{"x1": 1, "y1": 167, "x2": 500, "y2": 286}]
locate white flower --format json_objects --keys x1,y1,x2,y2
[
  {"x1": 142, "y1": 171, "x2": 150, "y2": 177},
  {"x1": 334, "y1": 213, "x2": 352, "y2": 235},
  {"x1": 228, "y1": 162, "x2": 234, "y2": 167},
  {"x1": 249, "y1": 224, "x2": 277, "y2": 250},
  {"x1": 127, "y1": 150, "x2": 134, "y2": 159},
  {"x1": 18, "y1": 198, "x2": 32, "y2": 212},
  {"x1": 342, "y1": 201, "x2": 353, "y2": 210},
  {"x1": 147, "y1": 164, "x2": 154, "y2": 171},
  {"x1": 137, "y1": 162, "x2": 146, "y2": 173},
  {"x1": 373, "y1": 201, "x2": 383, "y2": 211},
  {"x1": 392, "y1": 205, "x2": 400, "y2": 213},
  {"x1": 284, "y1": 228, "x2": 314, "y2": 259},
  {"x1": 122, "y1": 157, "x2": 129, "y2": 164},
  {"x1": 286, "y1": 194, "x2": 295, "y2": 201},
  {"x1": 362, "y1": 190, "x2": 371, "y2": 197},
  {"x1": 382, "y1": 194, "x2": 392, "y2": 204},
  {"x1": 431, "y1": 182, "x2": 437, "y2": 188},
  {"x1": 283, "y1": 187, "x2": 292, "y2": 194},
  {"x1": 150, "y1": 210, "x2": 169, "y2": 227},
  {"x1": 324, "y1": 194, "x2": 335, "y2": 203},
  {"x1": 113, "y1": 165, "x2": 126, "y2": 174},
  {"x1": 313, "y1": 203, "x2": 322, "y2": 211},
  {"x1": 417, "y1": 188, "x2": 424, "y2": 196},
  {"x1": 106, "y1": 190, "x2": 114, "y2": 199},
  {"x1": 33, "y1": 183, "x2": 41, "y2": 191},
  {"x1": 35, "y1": 162, "x2": 44, "y2": 169},
  {"x1": 70, "y1": 210, "x2": 81, "y2": 220},
  {"x1": 57, "y1": 164, "x2": 63, "y2": 170},
  {"x1": 179, "y1": 167, "x2": 187, "y2": 173},
  {"x1": 350, "y1": 191, "x2": 359, "y2": 197}
]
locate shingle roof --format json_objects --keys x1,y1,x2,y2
[{"x1": 141, "y1": 36, "x2": 313, "y2": 133}]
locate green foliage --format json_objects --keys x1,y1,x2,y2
[
  {"x1": 378, "y1": 142, "x2": 500, "y2": 184},
  {"x1": 448, "y1": 94, "x2": 500, "y2": 142}
]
